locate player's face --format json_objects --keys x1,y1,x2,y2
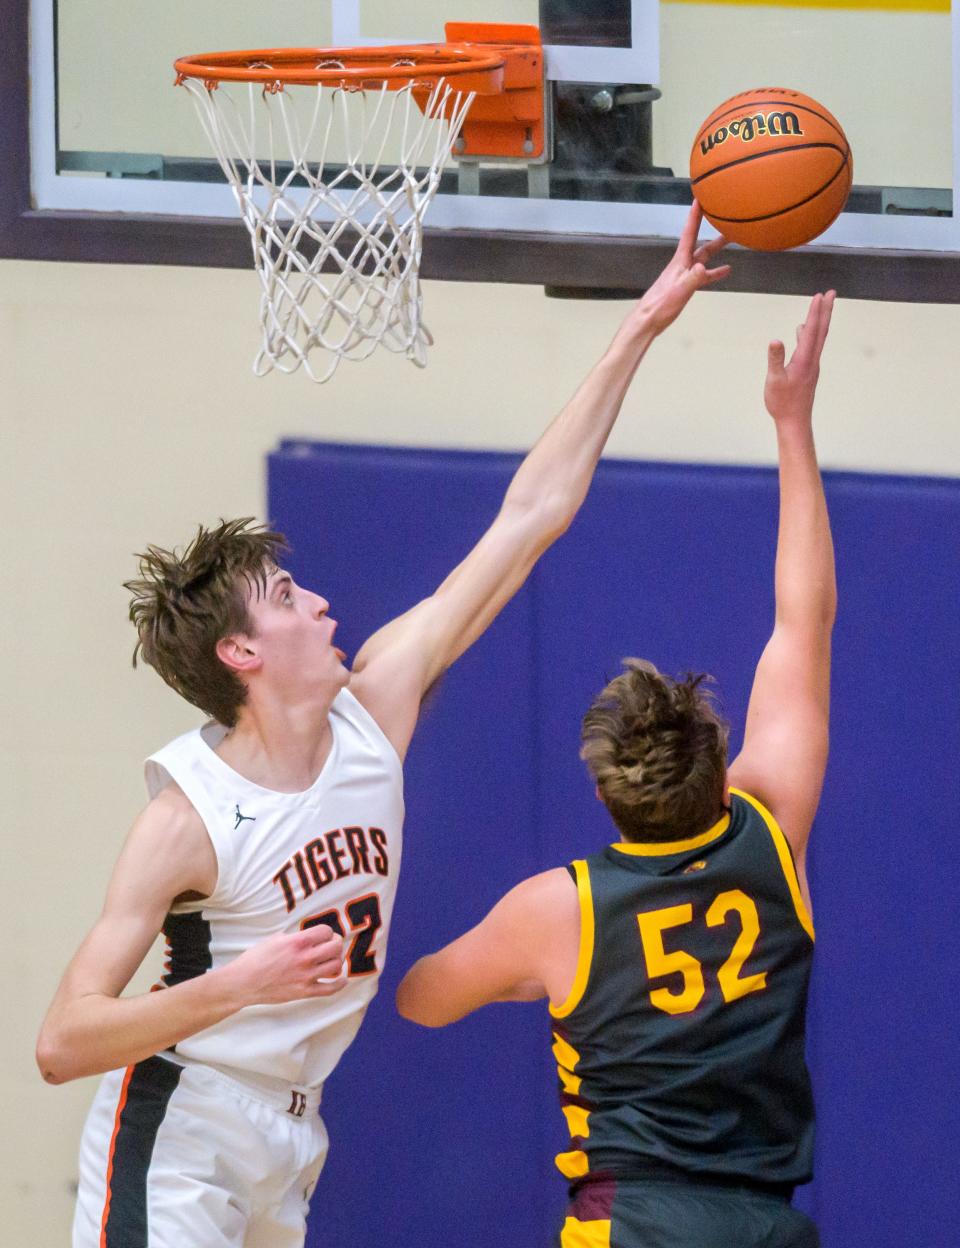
[{"x1": 243, "y1": 569, "x2": 348, "y2": 699}]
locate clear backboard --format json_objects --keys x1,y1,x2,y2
[{"x1": 3, "y1": 0, "x2": 958, "y2": 299}]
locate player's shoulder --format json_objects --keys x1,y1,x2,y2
[
  {"x1": 495, "y1": 868, "x2": 579, "y2": 929},
  {"x1": 113, "y1": 783, "x2": 217, "y2": 901},
  {"x1": 511, "y1": 866, "x2": 578, "y2": 899},
  {"x1": 133, "y1": 781, "x2": 208, "y2": 852}
]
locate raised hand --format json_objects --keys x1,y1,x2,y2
[
  {"x1": 765, "y1": 291, "x2": 836, "y2": 426},
  {"x1": 631, "y1": 202, "x2": 730, "y2": 336},
  {"x1": 228, "y1": 922, "x2": 348, "y2": 1006}
]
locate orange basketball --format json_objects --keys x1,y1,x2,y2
[{"x1": 689, "y1": 88, "x2": 852, "y2": 251}]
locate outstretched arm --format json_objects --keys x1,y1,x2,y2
[
  {"x1": 728, "y1": 292, "x2": 838, "y2": 872},
  {"x1": 351, "y1": 206, "x2": 729, "y2": 759}
]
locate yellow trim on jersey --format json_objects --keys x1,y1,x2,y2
[
  {"x1": 560, "y1": 1216, "x2": 612, "y2": 1247},
  {"x1": 556, "y1": 1148, "x2": 591, "y2": 1179},
  {"x1": 550, "y1": 860, "x2": 595, "y2": 1018},
  {"x1": 563, "y1": 1103, "x2": 592, "y2": 1139},
  {"x1": 553, "y1": 1032, "x2": 583, "y2": 1098},
  {"x1": 611, "y1": 810, "x2": 731, "y2": 857},
  {"x1": 552, "y1": 1030, "x2": 590, "y2": 1179},
  {"x1": 730, "y1": 788, "x2": 815, "y2": 942},
  {"x1": 552, "y1": 1032, "x2": 581, "y2": 1079}
]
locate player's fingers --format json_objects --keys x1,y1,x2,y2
[
  {"x1": 313, "y1": 942, "x2": 346, "y2": 970},
  {"x1": 313, "y1": 970, "x2": 348, "y2": 997},
  {"x1": 300, "y1": 930, "x2": 343, "y2": 970},
  {"x1": 700, "y1": 263, "x2": 731, "y2": 286},
  {"x1": 677, "y1": 201, "x2": 703, "y2": 258},
  {"x1": 313, "y1": 940, "x2": 345, "y2": 967},
  {"x1": 681, "y1": 262, "x2": 714, "y2": 294},
  {"x1": 302, "y1": 924, "x2": 343, "y2": 951},
  {"x1": 315, "y1": 959, "x2": 346, "y2": 984},
  {"x1": 801, "y1": 302, "x2": 825, "y2": 360},
  {"x1": 693, "y1": 234, "x2": 727, "y2": 264},
  {"x1": 804, "y1": 291, "x2": 825, "y2": 336},
  {"x1": 767, "y1": 341, "x2": 786, "y2": 371},
  {"x1": 793, "y1": 294, "x2": 821, "y2": 361},
  {"x1": 815, "y1": 290, "x2": 836, "y2": 353}
]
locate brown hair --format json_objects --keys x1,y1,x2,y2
[
  {"x1": 580, "y1": 659, "x2": 729, "y2": 842},
  {"x1": 125, "y1": 518, "x2": 288, "y2": 728}
]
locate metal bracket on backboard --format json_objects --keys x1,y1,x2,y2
[
  {"x1": 455, "y1": 80, "x2": 554, "y2": 199},
  {"x1": 881, "y1": 187, "x2": 952, "y2": 218},
  {"x1": 446, "y1": 24, "x2": 549, "y2": 163}
]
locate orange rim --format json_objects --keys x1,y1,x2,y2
[{"x1": 173, "y1": 45, "x2": 507, "y2": 93}]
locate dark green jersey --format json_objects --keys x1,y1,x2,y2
[{"x1": 550, "y1": 789, "x2": 815, "y2": 1188}]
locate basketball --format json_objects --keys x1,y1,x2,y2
[{"x1": 689, "y1": 88, "x2": 852, "y2": 251}]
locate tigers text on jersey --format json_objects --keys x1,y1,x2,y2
[
  {"x1": 144, "y1": 687, "x2": 404, "y2": 1089},
  {"x1": 550, "y1": 789, "x2": 815, "y2": 1188}
]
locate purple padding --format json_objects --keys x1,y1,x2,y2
[
  {"x1": 269, "y1": 442, "x2": 960, "y2": 1248},
  {"x1": 269, "y1": 443, "x2": 558, "y2": 1248}
]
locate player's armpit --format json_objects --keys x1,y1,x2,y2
[
  {"x1": 492, "y1": 978, "x2": 549, "y2": 1004},
  {"x1": 396, "y1": 869, "x2": 578, "y2": 1027}
]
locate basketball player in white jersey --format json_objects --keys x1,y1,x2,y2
[{"x1": 37, "y1": 206, "x2": 729, "y2": 1248}]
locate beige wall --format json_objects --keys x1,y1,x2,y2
[
  {"x1": 3, "y1": 257, "x2": 959, "y2": 1245},
  {"x1": 59, "y1": 4, "x2": 951, "y2": 186},
  {"x1": 655, "y1": 5, "x2": 952, "y2": 187}
]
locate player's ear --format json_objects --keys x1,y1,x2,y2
[{"x1": 216, "y1": 633, "x2": 262, "y2": 675}]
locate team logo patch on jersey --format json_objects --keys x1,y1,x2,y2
[
  {"x1": 234, "y1": 805, "x2": 256, "y2": 830},
  {"x1": 683, "y1": 860, "x2": 708, "y2": 874}
]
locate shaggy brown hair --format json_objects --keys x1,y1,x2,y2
[
  {"x1": 125, "y1": 518, "x2": 288, "y2": 728},
  {"x1": 580, "y1": 659, "x2": 729, "y2": 842}
]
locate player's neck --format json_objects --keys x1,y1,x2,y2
[{"x1": 216, "y1": 692, "x2": 337, "y2": 793}]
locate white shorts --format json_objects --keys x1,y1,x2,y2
[{"x1": 73, "y1": 1054, "x2": 328, "y2": 1248}]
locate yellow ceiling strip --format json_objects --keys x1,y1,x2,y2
[{"x1": 664, "y1": 0, "x2": 948, "y2": 11}]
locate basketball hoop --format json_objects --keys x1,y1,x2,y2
[{"x1": 174, "y1": 26, "x2": 544, "y2": 383}]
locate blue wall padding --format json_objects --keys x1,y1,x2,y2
[{"x1": 268, "y1": 442, "x2": 960, "y2": 1248}]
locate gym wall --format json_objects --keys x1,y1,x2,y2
[
  {"x1": 4, "y1": 258, "x2": 959, "y2": 1246},
  {"x1": 270, "y1": 443, "x2": 960, "y2": 1248}
]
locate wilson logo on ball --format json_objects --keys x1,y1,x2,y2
[
  {"x1": 689, "y1": 88, "x2": 853, "y2": 251},
  {"x1": 699, "y1": 111, "x2": 804, "y2": 156}
]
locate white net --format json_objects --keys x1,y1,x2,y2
[{"x1": 180, "y1": 70, "x2": 475, "y2": 382}]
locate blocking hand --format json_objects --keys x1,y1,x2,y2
[
  {"x1": 765, "y1": 291, "x2": 836, "y2": 425},
  {"x1": 632, "y1": 202, "x2": 730, "y2": 336}
]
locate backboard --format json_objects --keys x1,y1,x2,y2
[{"x1": 3, "y1": 0, "x2": 959, "y2": 299}]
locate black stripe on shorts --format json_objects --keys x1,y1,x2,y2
[{"x1": 102, "y1": 1055, "x2": 183, "y2": 1247}]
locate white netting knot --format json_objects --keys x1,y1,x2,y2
[{"x1": 180, "y1": 75, "x2": 473, "y2": 382}]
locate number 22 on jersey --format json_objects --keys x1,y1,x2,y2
[
  {"x1": 301, "y1": 894, "x2": 383, "y2": 977},
  {"x1": 637, "y1": 889, "x2": 767, "y2": 1016}
]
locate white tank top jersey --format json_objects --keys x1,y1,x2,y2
[{"x1": 144, "y1": 687, "x2": 404, "y2": 1090}]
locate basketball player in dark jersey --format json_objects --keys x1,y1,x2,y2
[{"x1": 397, "y1": 291, "x2": 837, "y2": 1248}]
